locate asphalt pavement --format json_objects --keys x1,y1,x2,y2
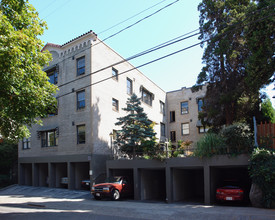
[{"x1": 0, "y1": 185, "x2": 274, "y2": 220}]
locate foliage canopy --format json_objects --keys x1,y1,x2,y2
[{"x1": 0, "y1": 0, "x2": 57, "y2": 140}]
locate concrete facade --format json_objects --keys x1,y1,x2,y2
[{"x1": 18, "y1": 31, "x2": 167, "y2": 189}]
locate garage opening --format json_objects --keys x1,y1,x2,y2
[
  {"x1": 20, "y1": 163, "x2": 32, "y2": 186},
  {"x1": 52, "y1": 163, "x2": 68, "y2": 188},
  {"x1": 210, "y1": 166, "x2": 251, "y2": 205},
  {"x1": 109, "y1": 169, "x2": 134, "y2": 199},
  {"x1": 73, "y1": 162, "x2": 89, "y2": 190},
  {"x1": 173, "y1": 168, "x2": 204, "y2": 203},
  {"x1": 140, "y1": 169, "x2": 166, "y2": 201},
  {"x1": 36, "y1": 163, "x2": 48, "y2": 187}
]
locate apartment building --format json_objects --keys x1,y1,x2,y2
[
  {"x1": 167, "y1": 86, "x2": 207, "y2": 151},
  {"x1": 18, "y1": 31, "x2": 167, "y2": 189}
]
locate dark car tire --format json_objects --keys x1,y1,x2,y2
[
  {"x1": 111, "y1": 189, "x2": 120, "y2": 201},
  {"x1": 94, "y1": 196, "x2": 101, "y2": 200}
]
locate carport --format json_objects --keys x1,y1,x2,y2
[
  {"x1": 172, "y1": 167, "x2": 204, "y2": 203},
  {"x1": 20, "y1": 163, "x2": 32, "y2": 186},
  {"x1": 50, "y1": 162, "x2": 68, "y2": 188},
  {"x1": 210, "y1": 166, "x2": 251, "y2": 204},
  {"x1": 69, "y1": 162, "x2": 90, "y2": 190},
  {"x1": 34, "y1": 163, "x2": 48, "y2": 187},
  {"x1": 140, "y1": 168, "x2": 166, "y2": 201}
]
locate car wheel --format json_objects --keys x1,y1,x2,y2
[
  {"x1": 111, "y1": 189, "x2": 120, "y2": 201},
  {"x1": 94, "y1": 196, "x2": 101, "y2": 200}
]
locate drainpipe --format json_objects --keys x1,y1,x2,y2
[{"x1": 253, "y1": 116, "x2": 258, "y2": 147}]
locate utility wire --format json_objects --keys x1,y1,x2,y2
[
  {"x1": 58, "y1": 29, "x2": 200, "y2": 88},
  {"x1": 97, "y1": 0, "x2": 169, "y2": 35},
  {"x1": 42, "y1": 0, "x2": 72, "y2": 19},
  {"x1": 56, "y1": 11, "x2": 275, "y2": 99}
]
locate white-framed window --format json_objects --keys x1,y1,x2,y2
[
  {"x1": 181, "y1": 123, "x2": 190, "y2": 135},
  {"x1": 77, "y1": 124, "x2": 86, "y2": 144},
  {"x1": 127, "y1": 78, "x2": 133, "y2": 95},
  {"x1": 199, "y1": 126, "x2": 209, "y2": 133},
  {"x1": 77, "y1": 90, "x2": 85, "y2": 109},
  {"x1": 41, "y1": 130, "x2": 58, "y2": 147},
  {"x1": 22, "y1": 137, "x2": 31, "y2": 149},
  {"x1": 112, "y1": 98, "x2": 119, "y2": 111},
  {"x1": 181, "y1": 101, "x2": 188, "y2": 114},
  {"x1": 77, "y1": 56, "x2": 85, "y2": 76}
]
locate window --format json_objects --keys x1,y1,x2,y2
[
  {"x1": 170, "y1": 111, "x2": 175, "y2": 122},
  {"x1": 181, "y1": 101, "x2": 189, "y2": 114},
  {"x1": 77, "y1": 90, "x2": 85, "y2": 109},
  {"x1": 77, "y1": 56, "x2": 85, "y2": 76},
  {"x1": 160, "y1": 101, "x2": 165, "y2": 115},
  {"x1": 170, "y1": 131, "x2": 176, "y2": 142},
  {"x1": 198, "y1": 98, "x2": 203, "y2": 112},
  {"x1": 41, "y1": 130, "x2": 58, "y2": 147},
  {"x1": 127, "y1": 78, "x2": 133, "y2": 95},
  {"x1": 112, "y1": 98, "x2": 119, "y2": 111},
  {"x1": 161, "y1": 123, "x2": 166, "y2": 137},
  {"x1": 77, "y1": 125, "x2": 86, "y2": 144},
  {"x1": 199, "y1": 126, "x2": 209, "y2": 133},
  {"x1": 142, "y1": 88, "x2": 153, "y2": 106},
  {"x1": 22, "y1": 137, "x2": 31, "y2": 149},
  {"x1": 181, "y1": 123, "x2": 190, "y2": 135},
  {"x1": 112, "y1": 68, "x2": 118, "y2": 81},
  {"x1": 48, "y1": 70, "x2": 58, "y2": 84}
]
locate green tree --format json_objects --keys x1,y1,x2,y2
[
  {"x1": 115, "y1": 94, "x2": 156, "y2": 159},
  {"x1": 193, "y1": 0, "x2": 274, "y2": 127},
  {"x1": 261, "y1": 97, "x2": 275, "y2": 123},
  {"x1": 0, "y1": 0, "x2": 57, "y2": 140}
]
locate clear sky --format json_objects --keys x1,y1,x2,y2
[{"x1": 30, "y1": 0, "x2": 274, "y2": 107}]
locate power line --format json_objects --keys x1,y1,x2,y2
[
  {"x1": 56, "y1": 11, "x2": 275, "y2": 99},
  {"x1": 42, "y1": 0, "x2": 72, "y2": 20},
  {"x1": 58, "y1": 29, "x2": 200, "y2": 88},
  {"x1": 97, "y1": 0, "x2": 169, "y2": 35}
]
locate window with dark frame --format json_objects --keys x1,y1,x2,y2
[
  {"x1": 77, "y1": 90, "x2": 85, "y2": 109},
  {"x1": 198, "y1": 98, "x2": 203, "y2": 112},
  {"x1": 160, "y1": 101, "x2": 165, "y2": 115},
  {"x1": 112, "y1": 68, "x2": 118, "y2": 81},
  {"x1": 48, "y1": 69, "x2": 58, "y2": 85},
  {"x1": 22, "y1": 137, "x2": 31, "y2": 149},
  {"x1": 181, "y1": 101, "x2": 189, "y2": 114},
  {"x1": 112, "y1": 98, "x2": 119, "y2": 111},
  {"x1": 142, "y1": 88, "x2": 153, "y2": 106},
  {"x1": 161, "y1": 123, "x2": 166, "y2": 137},
  {"x1": 127, "y1": 78, "x2": 133, "y2": 95},
  {"x1": 170, "y1": 111, "x2": 175, "y2": 122},
  {"x1": 199, "y1": 126, "x2": 209, "y2": 134},
  {"x1": 41, "y1": 130, "x2": 58, "y2": 147},
  {"x1": 170, "y1": 131, "x2": 176, "y2": 142},
  {"x1": 181, "y1": 123, "x2": 190, "y2": 135},
  {"x1": 77, "y1": 56, "x2": 85, "y2": 76},
  {"x1": 77, "y1": 125, "x2": 86, "y2": 144}
]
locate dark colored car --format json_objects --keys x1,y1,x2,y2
[
  {"x1": 81, "y1": 179, "x2": 90, "y2": 190},
  {"x1": 216, "y1": 185, "x2": 244, "y2": 202},
  {"x1": 91, "y1": 176, "x2": 133, "y2": 201}
]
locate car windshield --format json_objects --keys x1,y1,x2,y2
[{"x1": 105, "y1": 176, "x2": 122, "y2": 183}]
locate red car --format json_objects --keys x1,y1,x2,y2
[
  {"x1": 216, "y1": 185, "x2": 244, "y2": 202},
  {"x1": 91, "y1": 176, "x2": 133, "y2": 201}
]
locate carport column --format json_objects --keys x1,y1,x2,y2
[
  {"x1": 204, "y1": 165, "x2": 211, "y2": 205},
  {"x1": 133, "y1": 168, "x2": 141, "y2": 200},
  {"x1": 32, "y1": 163, "x2": 38, "y2": 187},
  {"x1": 165, "y1": 166, "x2": 172, "y2": 203},
  {"x1": 68, "y1": 162, "x2": 75, "y2": 190},
  {"x1": 48, "y1": 163, "x2": 54, "y2": 188}
]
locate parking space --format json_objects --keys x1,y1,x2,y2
[
  {"x1": 140, "y1": 169, "x2": 166, "y2": 201},
  {"x1": 51, "y1": 162, "x2": 68, "y2": 188},
  {"x1": 34, "y1": 163, "x2": 48, "y2": 187},
  {"x1": 71, "y1": 162, "x2": 90, "y2": 190},
  {"x1": 210, "y1": 166, "x2": 251, "y2": 204},
  {"x1": 173, "y1": 168, "x2": 204, "y2": 203},
  {"x1": 20, "y1": 163, "x2": 32, "y2": 186}
]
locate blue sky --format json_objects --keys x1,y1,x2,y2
[{"x1": 30, "y1": 0, "x2": 274, "y2": 107}]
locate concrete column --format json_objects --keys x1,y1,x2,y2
[
  {"x1": 165, "y1": 166, "x2": 172, "y2": 203},
  {"x1": 68, "y1": 162, "x2": 75, "y2": 190},
  {"x1": 133, "y1": 168, "x2": 141, "y2": 200},
  {"x1": 48, "y1": 163, "x2": 54, "y2": 188},
  {"x1": 204, "y1": 165, "x2": 211, "y2": 205},
  {"x1": 32, "y1": 163, "x2": 38, "y2": 187}
]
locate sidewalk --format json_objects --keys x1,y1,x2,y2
[{"x1": 0, "y1": 185, "x2": 274, "y2": 220}]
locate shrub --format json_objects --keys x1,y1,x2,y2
[
  {"x1": 194, "y1": 133, "x2": 226, "y2": 158},
  {"x1": 249, "y1": 148, "x2": 275, "y2": 208}
]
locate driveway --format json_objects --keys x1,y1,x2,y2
[{"x1": 0, "y1": 185, "x2": 274, "y2": 220}]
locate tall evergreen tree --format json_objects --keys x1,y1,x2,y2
[
  {"x1": 193, "y1": 0, "x2": 274, "y2": 127},
  {"x1": 115, "y1": 94, "x2": 156, "y2": 159}
]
